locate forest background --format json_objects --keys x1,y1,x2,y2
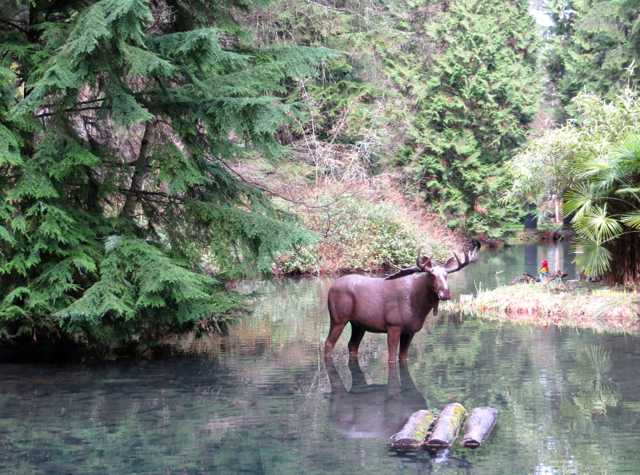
[{"x1": 1, "y1": 0, "x2": 640, "y2": 354}]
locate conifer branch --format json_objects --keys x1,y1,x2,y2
[
  {"x1": 117, "y1": 188, "x2": 183, "y2": 203},
  {"x1": 36, "y1": 106, "x2": 104, "y2": 118}
]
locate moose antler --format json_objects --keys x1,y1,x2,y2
[
  {"x1": 385, "y1": 248, "x2": 423, "y2": 280},
  {"x1": 413, "y1": 247, "x2": 434, "y2": 273},
  {"x1": 445, "y1": 247, "x2": 476, "y2": 274},
  {"x1": 417, "y1": 255, "x2": 434, "y2": 273},
  {"x1": 386, "y1": 246, "x2": 472, "y2": 280},
  {"x1": 385, "y1": 266, "x2": 422, "y2": 280}
]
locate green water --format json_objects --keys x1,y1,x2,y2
[{"x1": 1, "y1": 244, "x2": 639, "y2": 474}]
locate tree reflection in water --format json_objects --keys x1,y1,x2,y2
[{"x1": 571, "y1": 345, "x2": 619, "y2": 417}]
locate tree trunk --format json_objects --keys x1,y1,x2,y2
[
  {"x1": 120, "y1": 120, "x2": 157, "y2": 219},
  {"x1": 424, "y1": 403, "x2": 467, "y2": 448},
  {"x1": 460, "y1": 407, "x2": 498, "y2": 448},
  {"x1": 390, "y1": 410, "x2": 435, "y2": 451}
]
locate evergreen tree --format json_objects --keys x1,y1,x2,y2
[
  {"x1": 223, "y1": 1, "x2": 540, "y2": 237},
  {"x1": 414, "y1": 0, "x2": 540, "y2": 232},
  {"x1": 236, "y1": 0, "x2": 418, "y2": 181},
  {"x1": 544, "y1": 0, "x2": 640, "y2": 117},
  {"x1": 0, "y1": 0, "x2": 333, "y2": 351}
]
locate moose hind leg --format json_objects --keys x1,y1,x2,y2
[
  {"x1": 347, "y1": 323, "x2": 366, "y2": 357},
  {"x1": 399, "y1": 333, "x2": 415, "y2": 361},
  {"x1": 324, "y1": 321, "x2": 346, "y2": 358}
]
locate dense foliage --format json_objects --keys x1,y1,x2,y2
[
  {"x1": 506, "y1": 91, "x2": 640, "y2": 283},
  {"x1": 237, "y1": 0, "x2": 541, "y2": 236},
  {"x1": 507, "y1": 1, "x2": 640, "y2": 283},
  {"x1": 505, "y1": 91, "x2": 640, "y2": 215},
  {"x1": 415, "y1": 0, "x2": 540, "y2": 232},
  {"x1": 565, "y1": 134, "x2": 640, "y2": 283},
  {"x1": 274, "y1": 182, "x2": 459, "y2": 275},
  {"x1": 544, "y1": 0, "x2": 640, "y2": 119},
  {"x1": 0, "y1": 0, "x2": 334, "y2": 350}
]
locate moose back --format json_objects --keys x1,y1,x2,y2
[{"x1": 324, "y1": 249, "x2": 474, "y2": 362}]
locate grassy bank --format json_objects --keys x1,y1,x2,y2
[{"x1": 443, "y1": 281, "x2": 640, "y2": 331}]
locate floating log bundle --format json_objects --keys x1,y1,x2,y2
[
  {"x1": 390, "y1": 404, "x2": 498, "y2": 451},
  {"x1": 424, "y1": 403, "x2": 467, "y2": 448},
  {"x1": 390, "y1": 410, "x2": 435, "y2": 451},
  {"x1": 460, "y1": 407, "x2": 498, "y2": 448}
]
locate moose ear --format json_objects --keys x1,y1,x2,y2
[{"x1": 444, "y1": 256, "x2": 457, "y2": 269}]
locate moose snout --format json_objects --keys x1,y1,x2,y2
[{"x1": 438, "y1": 290, "x2": 451, "y2": 301}]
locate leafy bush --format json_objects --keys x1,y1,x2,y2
[{"x1": 274, "y1": 182, "x2": 461, "y2": 274}]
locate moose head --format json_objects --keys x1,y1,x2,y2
[{"x1": 385, "y1": 247, "x2": 476, "y2": 301}]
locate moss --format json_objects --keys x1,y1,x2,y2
[
  {"x1": 425, "y1": 403, "x2": 467, "y2": 447},
  {"x1": 391, "y1": 410, "x2": 435, "y2": 450}
]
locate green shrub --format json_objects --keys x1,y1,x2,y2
[{"x1": 275, "y1": 183, "x2": 460, "y2": 274}]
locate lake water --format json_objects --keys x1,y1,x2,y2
[{"x1": 1, "y1": 243, "x2": 640, "y2": 474}]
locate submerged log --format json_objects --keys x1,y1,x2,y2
[
  {"x1": 523, "y1": 272, "x2": 538, "y2": 280},
  {"x1": 390, "y1": 409, "x2": 435, "y2": 451},
  {"x1": 424, "y1": 403, "x2": 467, "y2": 448},
  {"x1": 508, "y1": 272, "x2": 540, "y2": 285},
  {"x1": 461, "y1": 407, "x2": 498, "y2": 448},
  {"x1": 508, "y1": 271, "x2": 569, "y2": 285}
]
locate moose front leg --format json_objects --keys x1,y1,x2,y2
[
  {"x1": 386, "y1": 326, "x2": 401, "y2": 363},
  {"x1": 398, "y1": 333, "x2": 415, "y2": 361}
]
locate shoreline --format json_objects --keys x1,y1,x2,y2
[{"x1": 443, "y1": 281, "x2": 640, "y2": 332}]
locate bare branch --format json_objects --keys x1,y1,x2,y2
[
  {"x1": 0, "y1": 18, "x2": 28, "y2": 34},
  {"x1": 218, "y1": 158, "x2": 357, "y2": 209}
]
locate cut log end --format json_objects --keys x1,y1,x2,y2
[{"x1": 461, "y1": 407, "x2": 498, "y2": 448}]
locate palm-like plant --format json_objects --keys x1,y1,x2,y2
[{"x1": 564, "y1": 135, "x2": 640, "y2": 283}]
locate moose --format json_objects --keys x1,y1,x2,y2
[{"x1": 324, "y1": 248, "x2": 476, "y2": 362}]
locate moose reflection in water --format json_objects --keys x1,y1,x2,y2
[
  {"x1": 325, "y1": 357, "x2": 427, "y2": 439},
  {"x1": 325, "y1": 357, "x2": 474, "y2": 471},
  {"x1": 325, "y1": 248, "x2": 476, "y2": 362}
]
